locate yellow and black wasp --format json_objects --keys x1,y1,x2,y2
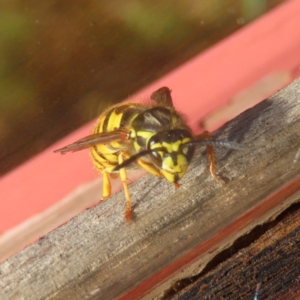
[{"x1": 54, "y1": 87, "x2": 239, "y2": 220}]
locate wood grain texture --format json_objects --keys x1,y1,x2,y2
[
  {"x1": 1, "y1": 78, "x2": 300, "y2": 300},
  {"x1": 172, "y1": 201, "x2": 300, "y2": 300}
]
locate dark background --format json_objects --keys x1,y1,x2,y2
[{"x1": 0, "y1": 0, "x2": 285, "y2": 176}]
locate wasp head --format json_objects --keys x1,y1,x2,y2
[{"x1": 148, "y1": 129, "x2": 195, "y2": 183}]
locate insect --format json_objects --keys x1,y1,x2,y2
[{"x1": 54, "y1": 87, "x2": 239, "y2": 220}]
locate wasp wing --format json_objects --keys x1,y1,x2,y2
[
  {"x1": 54, "y1": 129, "x2": 130, "y2": 154},
  {"x1": 150, "y1": 87, "x2": 174, "y2": 108}
]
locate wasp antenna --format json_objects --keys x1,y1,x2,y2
[
  {"x1": 114, "y1": 148, "x2": 166, "y2": 171},
  {"x1": 185, "y1": 140, "x2": 243, "y2": 150},
  {"x1": 211, "y1": 140, "x2": 243, "y2": 150},
  {"x1": 53, "y1": 147, "x2": 69, "y2": 154},
  {"x1": 113, "y1": 150, "x2": 151, "y2": 171}
]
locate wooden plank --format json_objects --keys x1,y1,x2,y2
[
  {"x1": 170, "y1": 200, "x2": 300, "y2": 300},
  {"x1": 1, "y1": 78, "x2": 300, "y2": 300}
]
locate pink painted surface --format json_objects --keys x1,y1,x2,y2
[
  {"x1": 0, "y1": 126, "x2": 95, "y2": 233},
  {"x1": 1, "y1": 0, "x2": 300, "y2": 233}
]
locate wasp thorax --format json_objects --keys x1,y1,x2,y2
[{"x1": 148, "y1": 129, "x2": 195, "y2": 183}]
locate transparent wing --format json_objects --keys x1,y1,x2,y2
[
  {"x1": 54, "y1": 129, "x2": 130, "y2": 154},
  {"x1": 150, "y1": 86, "x2": 174, "y2": 108}
]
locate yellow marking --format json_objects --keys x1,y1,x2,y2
[
  {"x1": 172, "y1": 114, "x2": 178, "y2": 126},
  {"x1": 90, "y1": 145, "x2": 119, "y2": 173},
  {"x1": 90, "y1": 147, "x2": 107, "y2": 163},
  {"x1": 177, "y1": 155, "x2": 188, "y2": 170},
  {"x1": 91, "y1": 157, "x2": 104, "y2": 171},
  {"x1": 130, "y1": 129, "x2": 137, "y2": 138},
  {"x1": 182, "y1": 137, "x2": 192, "y2": 144},
  {"x1": 137, "y1": 130, "x2": 153, "y2": 139},
  {"x1": 161, "y1": 142, "x2": 172, "y2": 152},
  {"x1": 160, "y1": 164, "x2": 188, "y2": 184},
  {"x1": 133, "y1": 141, "x2": 142, "y2": 151},
  {"x1": 106, "y1": 109, "x2": 123, "y2": 132},
  {"x1": 163, "y1": 156, "x2": 174, "y2": 169},
  {"x1": 182, "y1": 147, "x2": 188, "y2": 155},
  {"x1": 128, "y1": 112, "x2": 140, "y2": 129},
  {"x1": 91, "y1": 157, "x2": 115, "y2": 172},
  {"x1": 95, "y1": 114, "x2": 106, "y2": 133},
  {"x1": 173, "y1": 140, "x2": 182, "y2": 151},
  {"x1": 160, "y1": 170, "x2": 175, "y2": 183},
  {"x1": 102, "y1": 171, "x2": 111, "y2": 199},
  {"x1": 96, "y1": 144, "x2": 115, "y2": 154},
  {"x1": 151, "y1": 142, "x2": 163, "y2": 150},
  {"x1": 95, "y1": 147, "x2": 118, "y2": 163},
  {"x1": 161, "y1": 154, "x2": 188, "y2": 183},
  {"x1": 137, "y1": 159, "x2": 162, "y2": 177},
  {"x1": 110, "y1": 141, "x2": 123, "y2": 149},
  {"x1": 162, "y1": 156, "x2": 181, "y2": 173},
  {"x1": 162, "y1": 140, "x2": 182, "y2": 152}
]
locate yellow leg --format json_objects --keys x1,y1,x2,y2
[
  {"x1": 137, "y1": 158, "x2": 163, "y2": 178},
  {"x1": 102, "y1": 171, "x2": 111, "y2": 199},
  {"x1": 118, "y1": 151, "x2": 132, "y2": 221},
  {"x1": 197, "y1": 131, "x2": 220, "y2": 182}
]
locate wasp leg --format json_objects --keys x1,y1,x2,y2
[
  {"x1": 197, "y1": 131, "x2": 223, "y2": 183},
  {"x1": 102, "y1": 171, "x2": 111, "y2": 199},
  {"x1": 118, "y1": 151, "x2": 132, "y2": 221},
  {"x1": 137, "y1": 159, "x2": 163, "y2": 178}
]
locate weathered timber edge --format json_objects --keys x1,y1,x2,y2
[
  {"x1": 175, "y1": 198, "x2": 300, "y2": 300},
  {"x1": 1, "y1": 78, "x2": 300, "y2": 300}
]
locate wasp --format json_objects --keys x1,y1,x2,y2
[{"x1": 54, "y1": 87, "x2": 239, "y2": 220}]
